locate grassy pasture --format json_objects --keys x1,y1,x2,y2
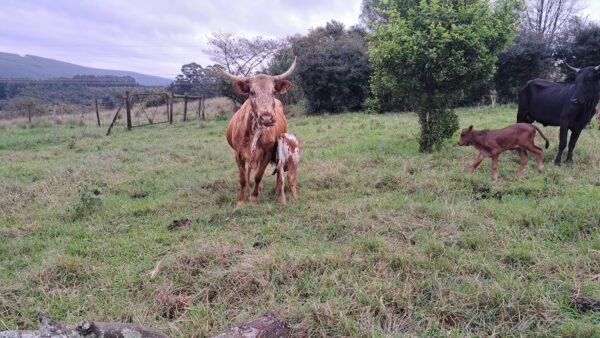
[{"x1": 0, "y1": 105, "x2": 599, "y2": 337}]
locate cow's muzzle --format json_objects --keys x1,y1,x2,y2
[{"x1": 260, "y1": 115, "x2": 275, "y2": 127}]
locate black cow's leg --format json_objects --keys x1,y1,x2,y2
[
  {"x1": 565, "y1": 128, "x2": 582, "y2": 163},
  {"x1": 554, "y1": 123, "x2": 569, "y2": 166}
]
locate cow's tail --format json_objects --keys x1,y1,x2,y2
[{"x1": 532, "y1": 125, "x2": 550, "y2": 149}]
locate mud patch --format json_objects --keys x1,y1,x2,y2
[
  {"x1": 253, "y1": 241, "x2": 270, "y2": 250},
  {"x1": 472, "y1": 186, "x2": 502, "y2": 200},
  {"x1": 167, "y1": 218, "x2": 191, "y2": 230},
  {"x1": 130, "y1": 191, "x2": 149, "y2": 199}
]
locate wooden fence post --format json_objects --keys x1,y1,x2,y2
[
  {"x1": 183, "y1": 92, "x2": 188, "y2": 122},
  {"x1": 125, "y1": 91, "x2": 132, "y2": 131},
  {"x1": 95, "y1": 99, "x2": 101, "y2": 126},
  {"x1": 169, "y1": 92, "x2": 174, "y2": 124},
  {"x1": 198, "y1": 95, "x2": 202, "y2": 122},
  {"x1": 201, "y1": 94, "x2": 206, "y2": 121}
]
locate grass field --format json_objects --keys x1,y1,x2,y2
[{"x1": 0, "y1": 105, "x2": 599, "y2": 337}]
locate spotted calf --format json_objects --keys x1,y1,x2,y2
[{"x1": 274, "y1": 133, "x2": 300, "y2": 205}]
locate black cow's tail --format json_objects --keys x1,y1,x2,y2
[{"x1": 532, "y1": 125, "x2": 550, "y2": 149}]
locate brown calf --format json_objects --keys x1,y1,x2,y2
[
  {"x1": 273, "y1": 133, "x2": 300, "y2": 205},
  {"x1": 458, "y1": 123, "x2": 549, "y2": 183}
]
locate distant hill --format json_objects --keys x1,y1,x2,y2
[{"x1": 0, "y1": 52, "x2": 172, "y2": 86}]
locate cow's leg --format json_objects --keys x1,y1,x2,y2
[
  {"x1": 516, "y1": 149, "x2": 528, "y2": 178},
  {"x1": 234, "y1": 154, "x2": 247, "y2": 210},
  {"x1": 554, "y1": 123, "x2": 569, "y2": 166},
  {"x1": 250, "y1": 156, "x2": 270, "y2": 204},
  {"x1": 565, "y1": 128, "x2": 582, "y2": 163},
  {"x1": 491, "y1": 155, "x2": 499, "y2": 183},
  {"x1": 245, "y1": 165, "x2": 252, "y2": 199},
  {"x1": 288, "y1": 162, "x2": 298, "y2": 202},
  {"x1": 470, "y1": 153, "x2": 485, "y2": 172}
]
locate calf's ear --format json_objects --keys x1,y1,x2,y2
[
  {"x1": 275, "y1": 80, "x2": 292, "y2": 94},
  {"x1": 233, "y1": 81, "x2": 250, "y2": 95}
]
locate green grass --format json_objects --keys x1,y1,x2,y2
[{"x1": 1, "y1": 105, "x2": 599, "y2": 337}]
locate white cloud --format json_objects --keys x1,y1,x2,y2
[{"x1": 0, "y1": 0, "x2": 362, "y2": 79}]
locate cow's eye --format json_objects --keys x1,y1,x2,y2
[{"x1": 250, "y1": 90, "x2": 256, "y2": 96}]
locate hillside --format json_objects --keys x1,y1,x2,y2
[
  {"x1": 0, "y1": 106, "x2": 599, "y2": 337},
  {"x1": 0, "y1": 52, "x2": 171, "y2": 86}
]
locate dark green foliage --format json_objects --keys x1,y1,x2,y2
[
  {"x1": 555, "y1": 19, "x2": 600, "y2": 76},
  {"x1": 169, "y1": 63, "x2": 223, "y2": 98},
  {"x1": 0, "y1": 79, "x2": 139, "y2": 113},
  {"x1": 367, "y1": 0, "x2": 520, "y2": 151},
  {"x1": 277, "y1": 21, "x2": 371, "y2": 114},
  {"x1": 494, "y1": 32, "x2": 554, "y2": 102}
]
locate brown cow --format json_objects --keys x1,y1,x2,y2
[
  {"x1": 273, "y1": 133, "x2": 300, "y2": 205},
  {"x1": 458, "y1": 123, "x2": 549, "y2": 183},
  {"x1": 223, "y1": 58, "x2": 296, "y2": 209}
]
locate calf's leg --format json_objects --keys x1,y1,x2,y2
[
  {"x1": 516, "y1": 149, "x2": 528, "y2": 178},
  {"x1": 470, "y1": 153, "x2": 485, "y2": 173},
  {"x1": 288, "y1": 162, "x2": 298, "y2": 201},
  {"x1": 522, "y1": 143, "x2": 544, "y2": 172},
  {"x1": 491, "y1": 155, "x2": 499, "y2": 183},
  {"x1": 276, "y1": 164, "x2": 287, "y2": 205}
]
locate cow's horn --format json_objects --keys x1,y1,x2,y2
[
  {"x1": 272, "y1": 57, "x2": 297, "y2": 81},
  {"x1": 221, "y1": 70, "x2": 246, "y2": 82},
  {"x1": 595, "y1": 65, "x2": 600, "y2": 71},
  {"x1": 566, "y1": 63, "x2": 581, "y2": 73}
]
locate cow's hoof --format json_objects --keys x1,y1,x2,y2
[
  {"x1": 250, "y1": 196, "x2": 258, "y2": 204},
  {"x1": 554, "y1": 162, "x2": 561, "y2": 167}
]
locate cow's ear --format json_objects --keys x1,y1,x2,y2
[
  {"x1": 468, "y1": 125, "x2": 473, "y2": 131},
  {"x1": 275, "y1": 80, "x2": 292, "y2": 94},
  {"x1": 233, "y1": 81, "x2": 250, "y2": 95}
]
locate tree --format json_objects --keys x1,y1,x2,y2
[
  {"x1": 494, "y1": 31, "x2": 554, "y2": 102},
  {"x1": 554, "y1": 18, "x2": 600, "y2": 72},
  {"x1": 203, "y1": 32, "x2": 283, "y2": 106},
  {"x1": 170, "y1": 63, "x2": 223, "y2": 97},
  {"x1": 368, "y1": 0, "x2": 520, "y2": 152},
  {"x1": 522, "y1": 0, "x2": 584, "y2": 46},
  {"x1": 8, "y1": 97, "x2": 46, "y2": 123},
  {"x1": 275, "y1": 21, "x2": 371, "y2": 114}
]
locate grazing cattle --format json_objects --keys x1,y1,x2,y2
[
  {"x1": 273, "y1": 133, "x2": 300, "y2": 205},
  {"x1": 517, "y1": 64, "x2": 600, "y2": 166},
  {"x1": 458, "y1": 123, "x2": 549, "y2": 183},
  {"x1": 224, "y1": 58, "x2": 296, "y2": 209}
]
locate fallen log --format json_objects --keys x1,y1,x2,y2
[
  {"x1": 210, "y1": 310, "x2": 289, "y2": 338},
  {"x1": 0, "y1": 315, "x2": 168, "y2": 338}
]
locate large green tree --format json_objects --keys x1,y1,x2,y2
[
  {"x1": 270, "y1": 21, "x2": 371, "y2": 114},
  {"x1": 367, "y1": 0, "x2": 520, "y2": 151}
]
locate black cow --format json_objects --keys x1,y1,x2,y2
[{"x1": 517, "y1": 64, "x2": 600, "y2": 166}]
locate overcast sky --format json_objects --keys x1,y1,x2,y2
[{"x1": 1, "y1": 0, "x2": 598, "y2": 80}]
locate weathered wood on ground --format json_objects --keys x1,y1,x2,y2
[
  {"x1": 210, "y1": 310, "x2": 289, "y2": 338},
  {"x1": 0, "y1": 315, "x2": 168, "y2": 338}
]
